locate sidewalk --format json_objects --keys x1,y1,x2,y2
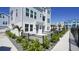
[{"x1": 52, "y1": 31, "x2": 70, "y2": 51}]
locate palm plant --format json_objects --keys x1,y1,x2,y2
[{"x1": 13, "y1": 25, "x2": 22, "y2": 36}]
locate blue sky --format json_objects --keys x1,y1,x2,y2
[
  {"x1": 1, "y1": 7, "x2": 79, "y2": 24},
  {"x1": 51, "y1": 7, "x2": 79, "y2": 24},
  {"x1": 0, "y1": 7, "x2": 9, "y2": 14}
]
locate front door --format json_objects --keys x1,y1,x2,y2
[
  {"x1": 42, "y1": 26, "x2": 45, "y2": 33},
  {"x1": 36, "y1": 25, "x2": 39, "y2": 33}
]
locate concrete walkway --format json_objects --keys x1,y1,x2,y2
[
  {"x1": 52, "y1": 31, "x2": 70, "y2": 51},
  {"x1": 0, "y1": 32, "x2": 17, "y2": 51}
]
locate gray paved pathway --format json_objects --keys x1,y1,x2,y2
[{"x1": 0, "y1": 32, "x2": 17, "y2": 51}]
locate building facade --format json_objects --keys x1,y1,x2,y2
[
  {"x1": 64, "y1": 19, "x2": 79, "y2": 29},
  {"x1": 9, "y1": 7, "x2": 51, "y2": 35},
  {"x1": 0, "y1": 13, "x2": 9, "y2": 28}
]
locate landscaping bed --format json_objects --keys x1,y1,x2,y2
[{"x1": 5, "y1": 29, "x2": 67, "y2": 51}]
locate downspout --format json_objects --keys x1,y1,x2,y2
[{"x1": 21, "y1": 7, "x2": 23, "y2": 36}]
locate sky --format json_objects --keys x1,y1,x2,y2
[
  {"x1": 1, "y1": 7, "x2": 79, "y2": 24},
  {"x1": 51, "y1": 7, "x2": 79, "y2": 24},
  {"x1": 0, "y1": 7, "x2": 9, "y2": 14}
]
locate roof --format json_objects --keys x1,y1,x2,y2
[{"x1": 0, "y1": 13, "x2": 9, "y2": 17}]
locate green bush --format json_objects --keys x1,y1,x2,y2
[
  {"x1": 51, "y1": 34, "x2": 60, "y2": 42},
  {"x1": 43, "y1": 36, "x2": 50, "y2": 49},
  {"x1": 51, "y1": 29, "x2": 67, "y2": 43},
  {"x1": 16, "y1": 36, "x2": 23, "y2": 43},
  {"x1": 21, "y1": 39, "x2": 29, "y2": 50},
  {"x1": 59, "y1": 30, "x2": 67, "y2": 37},
  {"x1": 27, "y1": 39, "x2": 43, "y2": 51},
  {"x1": 6, "y1": 30, "x2": 16, "y2": 39}
]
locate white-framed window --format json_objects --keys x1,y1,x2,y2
[
  {"x1": 34, "y1": 12, "x2": 36, "y2": 19},
  {"x1": 42, "y1": 16, "x2": 45, "y2": 21},
  {"x1": 47, "y1": 18, "x2": 50, "y2": 23},
  {"x1": 30, "y1": 24, "x2": 33, "y2": 31},
  {"x1": 3, "y1": 21, "x2": 7, "y2": 25},
  {"x1": 47, "y1": 26, "x2": 50, "y2": 30},
  {"x1": 25, "y1": 24, "x2": 29, "y2": 31},
  {"x1": 26, "y1": 8, "x2": 29, "y2": 17},
  {"x1": 30, "y1": 10, "x2": 33, "y2": 18},
  {"x1": 47, "y1": 9, "x2": 50, "y2": 14},
  {"x1": 16, "y1": 9, "x2": 18, "y2": 17},
  {"x1": 40, "y1": 14, "x2": 41, "y2": 17},
  {"x1": 0, "y1": 14, "x2": 1, "y2": 18},
  {"x1": 11, "y1": 10, "x2": 13, "y2": 20}
]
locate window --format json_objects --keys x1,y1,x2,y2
[
  {"x1": 16, "y1": 9, "x2": 18, "y2": 17},
  {"x1": 3, "y1": 21, "x2": 5, "y2": 24},
  {"x1": 47, "y1": 26, "x2": 50, "y2": 30},
  {"x1": 3, "y1": 21, "x2": 7, "y2": 25},
  {"x1": 34, "y1": 12, "x2": 36, "y2": 19},
  {"x1": 40, "y1": 25, "x2": 42, "y2": 29},
  {"x1": 3, "y1": 15, "x2": 4, "y2": 18},
  {"x1": 0, "y1": 14, "x2": 2, "y2": 18},
  {"x1": 30, "y1": 24, "x2": 33, "y2": 31},
  {"x1": 5, "y1": 21, "x2": 7, "y2": 24},
  {"x1": 11, "y1": 10, "x2": 13, "y2": 20},
  {"x1": 42, "y1": 16, "x2": 45, "y2": 21},
  {"x1": 11, "y1": 10, "x2": 13, "y2": 16},
  {"x1": 47, "y1": 18, "x2": 50, "y2": 23},
  {"x1": 47, "y1": 9, "x2": 50, "y2": 14},
  {"x1": 40, "y1": 14, "x2": 41, "y2": 17},
  {"x1": 30, "y1": 10, "x2": 33, "y2": 18},
  {"x1": 26, "y1": 8, "x2": 29, "y2": 17},
  {"x1": 25, "y1": 24, "x2": 29, "y2": 31}
]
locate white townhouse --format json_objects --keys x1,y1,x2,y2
[
  {"x1": 9, "y1": 7, "x2": 51, "y2": 35},
  {"x1": 0, "y1": 13, "x2": 9, "y2": 28}
]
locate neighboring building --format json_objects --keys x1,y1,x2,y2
[
  {"x1": 9, "y1": 7, "x2": 51, "y2": 35},
  {"x1": 64, "y1": 19, "x2": 79, "y2": 29},
  {"x1": 64, "y1": 19, "x2": 79, "y2": 46},
  {"x1": 0, "y1": 13, "x2": 9, "y2": 28},
  {"x1": 51, "y1": 22, "x2": 64, "y2": 32}
]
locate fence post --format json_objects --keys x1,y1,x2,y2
[
  {"x1": 42, "y1": 36, "x2": 44, "y2": 44},
  {"x1": 28, "y1": 33, "x2": 29, "y2": 40}
]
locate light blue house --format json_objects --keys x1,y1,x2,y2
[{"x1": 0, "y1": 13, "x2": 9, "y2": 29}]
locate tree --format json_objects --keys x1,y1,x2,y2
[{"x1": 13, "y1": 25, "x2": 22, "y2": 36}]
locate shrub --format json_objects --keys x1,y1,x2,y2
[
  {"x1": 43, "y1": 36, "x2": 50, "y2": 49},
  {"x1": 51, "y1": 29, "x2": 67, "y2": 43},
  {"x1": 6, "y1": 30, "x2": 16, "y2": 39},
  {"x1": 16, "y1": 36, "x2": 23, "y2": 43},
  {"x1": 21, "y1": 39, "x2": 29, "y2": 50},
  {"x1": 27, "y1": 39, "x2": 43, "y2": 51},
  {"x1": 51, "y1": 34, "x2": 60, "y2": 43}
]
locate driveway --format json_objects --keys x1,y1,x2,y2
[{"x1": 0, "y1": 32, "x2": 17, "y2": 51}]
